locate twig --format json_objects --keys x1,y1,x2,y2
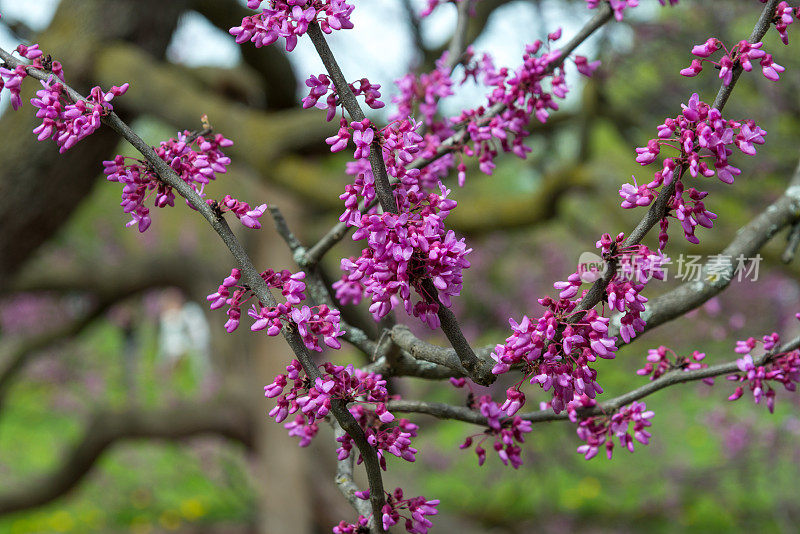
[
  {"x1": 333, "y1": 421, "x2": 374, "y2": 520},
  {"x1": 388, "y1": 335, "x2": 800, "y2": 426},
  {"x1": 446, "y1": 0, "x2": 472, "y2": 70},
  {"x1": 267, "y1": 205, "x2": 304, "y2": 254},
  {"x1": 782, "y1": 220, "x2": 800, "y2": 263}
]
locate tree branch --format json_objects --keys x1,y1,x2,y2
[
  {"x1": 388, "y1": 335, "x2": 800, "y2": 426},
  {"x1": 0, "y1": 399, "x2": 254, "y2": 516},
  {"x1": 0, "y1": 258, "x2": 208, "y2": 412},
  {"x1": 332, "y1": 422, "x2": 373, "y2": 520},
  {"x1": 445, "y1": 0, "x2": 472, "y2": 70}
]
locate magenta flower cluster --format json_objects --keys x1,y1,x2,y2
[
  {"x1": 1, "y1": 42, "x2": 117, "y2": 151},
  {"x1": 637, "y1": 345, "x2": 712, "y2": 383},
  {"x1": 378, "y1": 488, "x2": 439, "y2": 534},
  {"x1": 335, "y1": 487, "x2": 439, "y2": 534},
  {"x1": 218, "y1": 194, "x2": 268, "y2": 229},
  {"x1": 772, "y1": 2, "x2": 799, "y2": 45},
  {"x1": 264, "y1": 360, "x2": 383, "y2": 423},
  {"x1": 0, "y1": 42, "x2": 63, "y2": 111},
  {"x1": 392, "y1": 52, "x2": 454, "y2": 128},
  {"x1": 451, "y1": 379, "x2": 533, "y2": 469},
  {"x1": 576, "y1": 401, "x2": 654, "y2": 460},
  {"x1": 264, "y1": 359, "x2": 419, "y2": 469},
  {"x1": 338, "y1": 404, "x2": 419, "y2": 470},
  {"x1": 492, "y1": 234, "x2": 664, "y2": 415},
  {"x1": 303, "y1": 74, "x2": 384, "y2": 121},
  {"x1": 0, "y1": 63, "x2": 27, "y2": 110},
  {"x1": 230, "y1": 0, "x2": 354, "y2": 52},
  {"x1": 207, "y1": 267, "x2": 344, "y2": 351},
  {"x1": 448, "y1": 37, "x2": 575, "y2": 175},
  {"x1": 681, "y1": 38, "x2": 785, "y2": 84},
  {"x1": 388, "y1": 33, "x2": 598, "y2": 189},
  {"x1": 334, "y1": 183, "x2": 471, "y2": 329},
  {"x1": 728, "y1": 330, "x2": 800, "y2": 413},
  {"x1": 30, "y1": 78, "x2": 128, "y2": 152},
  {"x1": 102, "y1": 130, "x2": 262, "y2": 232},
  {"x1": 619, "y1": 93, "x2": 766, "y2": 247}
]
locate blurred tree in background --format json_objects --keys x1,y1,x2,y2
[{"x1": 1, "y1": 0, "x2": 799, "y2": 533}]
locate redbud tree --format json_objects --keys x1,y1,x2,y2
[{"x1": 1, "y1": 0, "x2": 800, "y2": 532}]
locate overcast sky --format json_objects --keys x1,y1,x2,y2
[{"x1": 0, "y1": 0, "x2": 653, "y2": 117}]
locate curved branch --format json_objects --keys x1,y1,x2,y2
[
  {"x1": 388, "y1": 335, "x2": 800, "y2": 427},
  {"x1": 0, "y1": 302, "x2": 106, "y2": 412},
  {"x1": 333, "y1": 421, "x2": 372, "y2": 518},
  {"x1": 0, "y1": 256, "x2": 214, "y2": 411},
  {"x1": 0, "y1": 399, "x2": 254, "y2": 516},
  {"x1": 191, "y1": 0, "x2": 299, "y2": 110},
  {"x1": 93, "y1": 44, "x2": 333, "y2": 168},
  {"x1": 389, "y1": 325, "x2": 494, "y2": 377}
]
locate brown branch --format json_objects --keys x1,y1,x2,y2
[
  {"x1": 0, "y1": 258, "x2": 207, "y2": 411},
  {"x1": 0, "y1": 399, "x2": 254, "y2": 516},
  {"x1": 388, "y1": 335, "x2": 800, "y2": 426},
  {"x1": 0, "y1": 302, "x2": 106, "y2": 412},
  {"x1": 191, "y1": 0, "x2": 298, "y2": 110}
]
